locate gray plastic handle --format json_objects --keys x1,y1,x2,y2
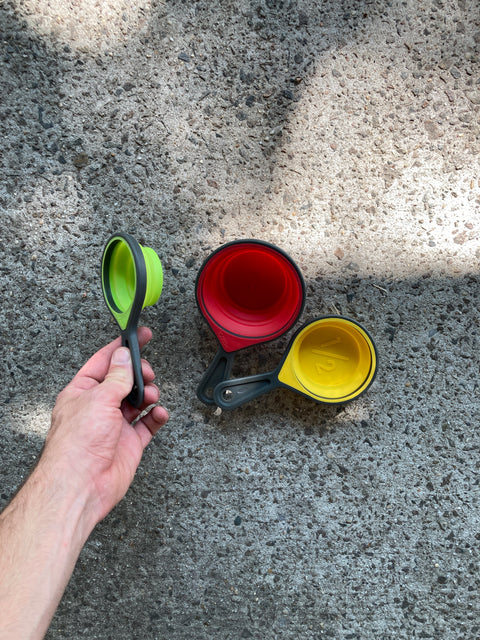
[
  {"x1": 121, "y1": 326, "x2": 144, "y2": 409},
  {"x1": 213, "y1": 371, "x2": 278, "y2": 410},
  {"x1": 197, "y1": 348, "x2": 235, "y2": 405}
]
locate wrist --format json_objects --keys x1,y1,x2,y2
[{"x1": 32, "y1": 455, "x2": 98, "y2": 545}]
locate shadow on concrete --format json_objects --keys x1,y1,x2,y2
[
  {"x1": 42, "y1": 265, "x2": 480, "y2": 638},
  {"x1": 1, "y1": 268, "x2": 478, "y2": 639}
]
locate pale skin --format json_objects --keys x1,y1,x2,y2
[{"x1": 0, "y1": 327, "x2": 168, "y2": 640}]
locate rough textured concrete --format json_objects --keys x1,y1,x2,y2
[{"x1": 1, "y1": 0, "x2": 480, "y2": 638}]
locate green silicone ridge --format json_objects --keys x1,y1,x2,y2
[{"x1": 142, "y1": 246, "x2": 163, "y2": 308}]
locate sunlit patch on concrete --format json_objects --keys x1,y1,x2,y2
[{"x1": 14, "y1": 0, "x2": 153, "y2": 51}]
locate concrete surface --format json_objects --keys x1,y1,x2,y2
[{"x1": 1, "y1": 0, "x2": 480, "y2": 637}]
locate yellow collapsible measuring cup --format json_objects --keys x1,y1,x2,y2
[{"x1": 213, "y1": 316, "x2": 377, "y2": 409}]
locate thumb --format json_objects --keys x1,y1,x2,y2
[{"x1": 100, "y1": 347, "x2": 134, "y2": 404}]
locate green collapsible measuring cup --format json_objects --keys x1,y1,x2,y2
[{"x1": 101, "y1": 232, "x2": 163, "y2": 408}]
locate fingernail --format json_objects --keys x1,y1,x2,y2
[{"x1": 112, "y1": 347, "x2": 131, "y2": 365}]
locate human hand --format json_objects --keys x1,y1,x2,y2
[
  {"x1": 0, "y1": 327, "x2": 168, "y2": 639},
  {"x1": 41, "y1": 327, "x2": 169, "y2": 529}
]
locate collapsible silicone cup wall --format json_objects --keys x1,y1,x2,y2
[
  {"x1": 103, "y1": 238, "x2": 163, "y2": 324},
  {"x1": 196, "y1": 240, "x2": 305, "y2": 352}
]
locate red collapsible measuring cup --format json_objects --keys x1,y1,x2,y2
[{"x1": 196, "y1": 239, "x2": 305, "y2": 404}]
